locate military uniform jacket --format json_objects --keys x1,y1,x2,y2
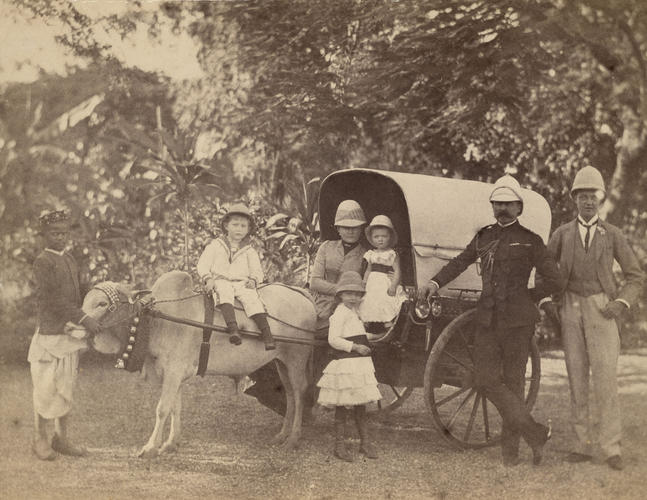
[
  {"x1": 433, "y1": 221, "x2": 562, "y2": 328},
  {"x1": 33, "y1": 249, "x2": 85, "y2": 335}
]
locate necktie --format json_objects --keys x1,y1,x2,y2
[{"x1": 579, "y1": 220, "x2": 596, "y2": 252}]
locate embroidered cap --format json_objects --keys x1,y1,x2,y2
[
  {"x1": 38, "y1": 209, "x2": 70, "y2": 228},
  {"x1": 335, "y1": 271, "x2": 365, "y2": 295}
]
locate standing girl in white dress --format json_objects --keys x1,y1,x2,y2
[
  {"x1": 359, "y1": 215, "x2": 407, "y2": 333},
  {"x1": 317, "y1": 271, "x2": 382, "y2": 462}
]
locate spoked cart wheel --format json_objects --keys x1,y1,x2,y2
[
  {"x1": 367, "y1": 385, "x2": 414, "y2": 413},
  {"x1": 424, "y1": 309, "x2": 541, "y2": 449}
]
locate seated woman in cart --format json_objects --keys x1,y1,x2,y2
[
  {"x1": 309, "y1": 199, "x2": 369, "y2": 321},
  {"x1": 245, "y1": 200, "x2": 369, "y2": 413}
]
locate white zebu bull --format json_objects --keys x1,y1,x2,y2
[{"x1": 82, "y1": 270, "x2": 316, "y2": 456}]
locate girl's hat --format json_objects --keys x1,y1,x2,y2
[
  {"x1": 334, "y1": 200, "x2": 366, "y2": 227},
  {"x1": 365, "y1": 214, "x2": 398, "y2": 246},
  {"x1": 335, "y1": 271, "x2": 365, "y2": 295},
  {"x1": 221, "y1": 203, "x2": 255, "y2": 231}
]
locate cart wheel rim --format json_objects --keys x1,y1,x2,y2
[{"x1": 423, "y1": 309, "x2": 541, "y2": 449}]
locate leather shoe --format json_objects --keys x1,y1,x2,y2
[
  {"x1": 503, "y1": 456, "x2": 521, "y2": 467},
  {"x1": 32, "y1": 438, "x2": 57, "y2": 461},
  {"x1": 532, "y1": 422, "x2": 552, "y2": 466},
  {"x1": 359, "y1": 441, "x2": 379, "y2": 459},
  {"x1": 606, "y1": 455, "x2": 624, "y2": 471},
  {"x1": 566, "y1": 452, "x2": 592, "y2": 463}
]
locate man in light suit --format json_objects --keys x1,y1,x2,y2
[{"x1": 545, "y1": 166, "x2": 645, "y2": 471}]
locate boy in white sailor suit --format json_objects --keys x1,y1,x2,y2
[
  {"x1": 197, "y1": 203, "x2": 276, "y2": 350},
  {"x1": 28, "y1": 210, "x2": 101, "y2": 460}
]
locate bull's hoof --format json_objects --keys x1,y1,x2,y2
[
  {"x1": 160, "y1": 442, "x2": 179, "y2": 454},
  {"x1": 137, "y1": 446, "x2": 159, "y2": 459},
  {"x1": 270, "y1": 433, "x2": 288, "y2": 446},
  {"x1": 281, "y1": 437, "x2": 300, "y2": 450}
]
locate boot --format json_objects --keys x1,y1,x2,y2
[
  {"x1": 334, "y1": 407, "x2": 353, "y2": 462},
  {"x1": 218, "y1": 304, "x2": 242, "y2": 345},
  {"x1": 251, "y1": 313, "x2": 276, "y2": 351},
  {"x1": 355, "y1": 405, "x2": 378, "y2": 459}
]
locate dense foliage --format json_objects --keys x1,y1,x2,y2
[{"x1": 1, "y1": 0, "x2": 645, "y2": 353}]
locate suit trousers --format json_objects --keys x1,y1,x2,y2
[
  {"x1": 560, "y1": 291, "x2": 621, "y2": 458},
  {"x1": 474, "y1": 322, "x2": 548, "y2": 458}
]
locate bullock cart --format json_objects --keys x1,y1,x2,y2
[
  {"x1": 315, "y1": 168, "x2": 553, "y2": 449},
  {"x1": 86, "y1": 168, "x2": 552, "y2": 453}
]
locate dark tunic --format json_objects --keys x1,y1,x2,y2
[{"x1": 33, "y1": 249, "x2": 85, "y2": 335}]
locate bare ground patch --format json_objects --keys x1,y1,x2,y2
[{"x1": 2, "y1": 354, "x2": 647, "y2": 499}]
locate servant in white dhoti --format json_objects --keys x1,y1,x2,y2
[{"x1": 28, "y1": 210, "x2": 101, "y2": 460}]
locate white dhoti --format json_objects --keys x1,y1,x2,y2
[
  {"x1": 213, "y1": 279, "x2": 265, "y2": 316},
  {"x1": 28, "y1": 331, "x2": 86, "y2": 419}
]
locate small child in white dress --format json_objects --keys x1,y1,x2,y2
[
  {"x1": 317, "y1": 271, "x2": 381, "y2": 461},
  {"x1": 359, "y1": 215, "x2": 407, "y2": 333}
]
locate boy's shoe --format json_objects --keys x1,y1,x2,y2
[
  {"x1": 51, "y1": 434, "x2": 88, "y2": 457},
  {"x1": 229, "y1": 334, "x2": 242, "y2": 345},
  {"x1": 263, "y1": 338, "x2": 276, "y2": 351},
  {"x1": 33, "y1": 438, "x2": 57, "y2": 461}
]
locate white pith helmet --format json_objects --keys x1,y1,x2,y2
[
  {"x1": 334, "y1": 200, "x2": 367, "y2": 227},
  {"x1": 571, "y1": 166, "x2": 606, "y2": 197},
  {"x1": 489, "y1": 175, "x2": 524, "y2": 206}
]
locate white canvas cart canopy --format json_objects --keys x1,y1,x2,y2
[{"x1": 319, "y1": 168, "x2": 552, "y2": 296}]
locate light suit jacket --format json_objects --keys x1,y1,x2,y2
[{"x1": 547, "y1": 219, "x2": 644, "y2": 306}]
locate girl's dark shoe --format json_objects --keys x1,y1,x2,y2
[{"x1": 229, "y1": 333, "x2": 242, "y2": 345}]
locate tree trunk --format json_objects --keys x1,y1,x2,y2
[{"x1": 601, "y1": 105, "x2": 647, "y2": 225}]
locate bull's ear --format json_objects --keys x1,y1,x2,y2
[{"x1": 130, "y1": 289, "x2": 153, "y2": 304}]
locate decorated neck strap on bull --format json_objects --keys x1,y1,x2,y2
[
  {"x1": 116, "y1": 293, "x2": 154, "y2": 373},
  {"x1": 93, "y1": 282, "x2": 154, "y2": 373}
]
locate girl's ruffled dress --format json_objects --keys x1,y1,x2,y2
[
  {"x1": 359, "y1": 249, "x2": 407, "y2": 322},
  {"x1": 317, "y1": 304, "x2": 382, "y2": 408}
]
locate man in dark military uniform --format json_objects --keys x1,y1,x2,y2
[
  {"x1": 28, "y1": 210, "x2": 101, "y2": 460},
  {"x1": 419, "y1": 175, "x2": 562, "y2": 466}
]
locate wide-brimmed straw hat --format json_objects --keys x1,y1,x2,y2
[
  {"x1": 365, "y1": 214, "x2": 398, "y2": 247},
  {"x1": 334, "y1": 200, "x2": 366, "y2": 227},
  {"x1": 335, "y1": 271, "x2": 365, "y2": 295}
]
